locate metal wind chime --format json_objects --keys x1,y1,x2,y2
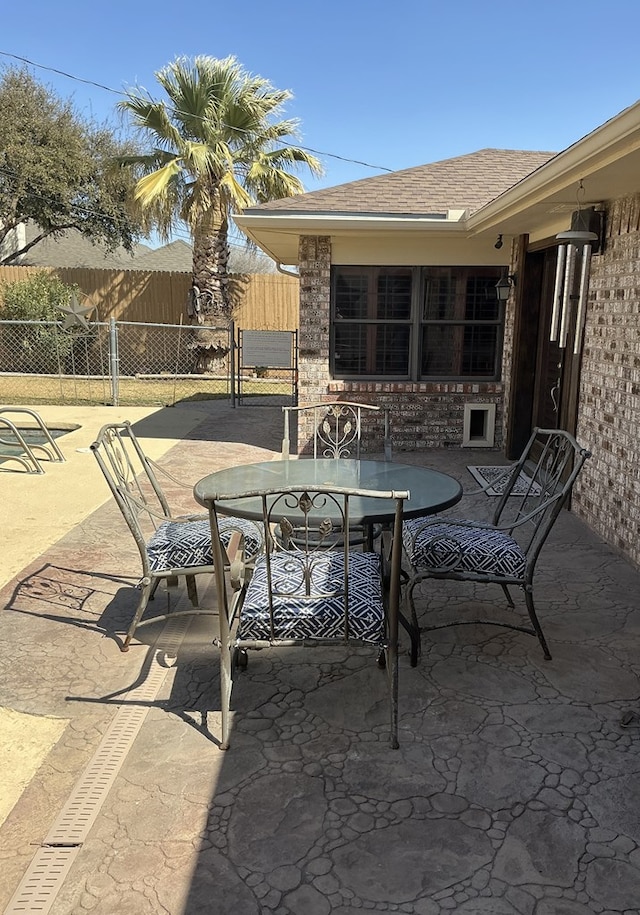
[{"x1": 550, "y1": 182, "x2": 599, "y2": 356}]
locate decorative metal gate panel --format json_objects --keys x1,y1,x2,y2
[{"x1": 236, "y1": 328, "x2": 298, "y2": 406}]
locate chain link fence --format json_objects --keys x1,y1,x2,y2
[
  {"x1": 0, "y1": 319, "x2": 298, "y2": 407},
  {"x1": 0, "y1": 319, "x2": 234, "y2": 406}
]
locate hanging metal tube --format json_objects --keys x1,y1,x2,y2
[
  {"x1": 559, "y1": 245, "x2": 576, "y2": 348},
  {"x1": 573, "y1": 244, "x2": 592, "y2": 355},
  {"x1": 550, "y1": 245, "x2": 566, "y2": 342}
]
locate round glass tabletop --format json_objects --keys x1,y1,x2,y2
[{"x1": 194, "y1": 458, "x2": 462, "y2": 523}]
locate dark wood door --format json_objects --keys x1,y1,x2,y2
[
  {"x1": 508, "y1": 245, "x2": 581, "y2": 458},
  {"x1": 531, "y1": 247, "x2": 581, "y2": 434}
]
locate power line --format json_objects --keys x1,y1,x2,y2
[
  {"x1": 0, "y1": 51, "x2": 122, "y2": 96},
  {"x1": 0, "y1": 50, "x2": 394, "y2": 174},
  {"x1": 0, "y1": 163, "x2": 262, "y2": 253}
]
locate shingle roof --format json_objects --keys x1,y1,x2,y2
[
  {"x1": 133, "y1": 240, "x2": 192, "y2": 272},
  {"x1": 20, "y1": 222, "x2": 152, "y2": 269},
  {"x1": 246, "y1": 148, "x2": 557, "y2": 218},
  {"x1": 17, "y1": 225, "x2": 268, "y2": 273}
]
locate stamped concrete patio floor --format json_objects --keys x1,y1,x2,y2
[{"x1": 2, "y1": 402, "x2": 640, "y2": 914}]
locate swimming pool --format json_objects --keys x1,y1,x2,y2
[
  {"x1": 0, "y1": 420, "x2": 80, "y2": 470},
  {"x1": 0, "y1": 424, "x2": 80, "y2": 449}
]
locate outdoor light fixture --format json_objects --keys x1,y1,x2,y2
[
  {"x1": 495, "y1": 272, "x2": 516, "y2": 303},
  {"x1": 550, "y1": 181, "x2": 600, "y2": 355}
]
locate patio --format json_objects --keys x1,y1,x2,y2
[{"x1": 2, "y1": 401, "x2": 640, "y2": 914}]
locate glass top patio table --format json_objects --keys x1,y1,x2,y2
[{"x1": 193, "y1": 458, "x2": 462, "y2": 524}]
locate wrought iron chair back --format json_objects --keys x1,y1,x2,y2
[
  {"x1": 402, "y1": 428, "x2": 591, "y2": 662},
  {"x1": 93, "y1": 422, "x2": 171, "y2": 537},
  {"x1": 489, "y1": 428, "x2": 591, "y2": 561},
  {"x1": 206, "y1": 484, "x2": 408, "y2": 750},
  {"x1": 91, "y1": 421, "x2": 259, "y2": 651},
  {"x1": 282, "y1": 401, "x2": 391, "y2": 460}
]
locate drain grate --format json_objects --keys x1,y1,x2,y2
[
  {"x1": 3, "y1": 847, "x2": 80, "y2": 913},
  {"x1": 4, "y1": 615, "x2": 193, "y2": 915}
]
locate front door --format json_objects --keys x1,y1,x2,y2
[{"x1": 507, "y1": 245, "x2": 582, "y2": 458}]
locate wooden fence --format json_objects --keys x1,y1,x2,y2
[{"x1": 0, "y1": 265, "x2": 299, "y2": 330}]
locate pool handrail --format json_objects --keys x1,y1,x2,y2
[{"x1": 0, "y1": 407, "x2": 66, "y2": 473}]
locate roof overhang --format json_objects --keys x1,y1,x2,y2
[
  {"x1": 468, "y1": 99, "x2": 640, "y2": 239},
  {"x1": 235, "y1": 210, "x2": 471, "y2": 265},
  {"x1": 235, "y1": 99, "x2": 640, "y2": 264}
]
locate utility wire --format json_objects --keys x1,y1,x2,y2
[
  {"x1": 0, "y1": 165, "x2": 254, "y2": 253},
  {"x1": 0, "y1": 50, "x2": 394, "y2": 174}
]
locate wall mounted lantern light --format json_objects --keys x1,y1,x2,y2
[
  {"x1": 495, "y1": 271, "x2": 516, "y2": 303},
  {"x1": 550, "y1": 181, "x2": 599, "y2": 355}
]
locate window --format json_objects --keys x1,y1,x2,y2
[
  {"x1": 332, "y1": 267, "x2": 412, "y2": 376},
  {"x1": 331, "y1": 265, "x2": 503, "y2": 380}
]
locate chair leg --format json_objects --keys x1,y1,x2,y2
[
  {"x1": 501, "y1": 583, "x2": 515, "y2": 608},
  {"x1": 388, "y1": 642, "x2": 399, "y2": 749},
  {"x1": 122, "y1": 579, "x2": 154, "y2": 652},
  {"x1": 399, "y1": 580, "x2": 421, "y2": 667},
  {"x1": 524, "y1": 587, "x2": 552, "y2": 660},
  {"x1": 218, "y1": 603, "x2": 233, "y2": 751},
  {"x1": 185, "y1": 575, "x2": 199, "y2": 607}
]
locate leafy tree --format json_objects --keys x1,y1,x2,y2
[
  {"x1": 118, "y1": 55, "x2": 321, "y2": 340},
  {"x1": 0, "y1": 66, "x2": 143, "y2": 264},
  {"x1": 0, "y1": 271, "x2": 81, "y2": 372},
  {"x1": 229, "y1": 245, "x2": 277, "y2": 274}
]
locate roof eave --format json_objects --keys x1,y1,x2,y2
[
  {"x1": 234, "y1": 210, "x2": 469, "y2": 234},
  {"x1": 468, "y1": 98, "x2": 640, "y2": 232}
]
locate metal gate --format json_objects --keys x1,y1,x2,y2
[{"x1": 235, "y1": 328, "x2": 298, "y2": 406}]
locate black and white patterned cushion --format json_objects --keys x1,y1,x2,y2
[
  {"x1": 147, "y1": 517, "x2": 263, "y2": 573},
  {"x1": 238, "y1": 550, "x2": 385, "y2": 642},
  {"x1": 218, "y1": 517, "x2": 263, "y2": 560},
  {"x1": 402, "y1": 519, "x2": 526, "y2": 578}
]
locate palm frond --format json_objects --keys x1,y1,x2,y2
[
  {"x1": 134, "y1": 161, "x2": 182, "y2": 206},
  {"x1": 118, "y1": 54, "x2": 322, "y2": 299}
]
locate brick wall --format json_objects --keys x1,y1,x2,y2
[
  {"x1": 297, "y1": 235, "x2": 505, "y2": 453},
  {"x1": 573, "y1": 194, "x2": 640, "y2": 568}
]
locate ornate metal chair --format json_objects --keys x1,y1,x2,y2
[
  {"x1": 91, "y1": 421, "x2": 263, "y2": 651},
  {"x1": 206, "y1": 484, "x2": 408, "y2": 750},
  {"x1": 281, "y1": 402, "x2": 392, "y2": 549},
  {"x1": 281, "y1": 401, "x2": 391, "y2": 460},
  {"x1": 402, "y1": 428, "x2": 591, "y2": 662}
]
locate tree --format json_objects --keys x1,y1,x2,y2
[
  {"x1": 0, "y1": 66, "x2": 142, "y2": 264},
  {"x1": 118, "y1": 55, "x2": 321, "y2": 352},
  {"x1": 0, "y1": 271, "x2": 81, "y2": 373}
]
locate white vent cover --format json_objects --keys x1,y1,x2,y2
[{"x1": 462, "y1": 403, "x2": 496, "y2": 448}]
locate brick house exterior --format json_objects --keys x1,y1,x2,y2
[
  {"x1": 570, "y1": 193, "x2": 640, "y2": 567},
  {"x1": 297, "y1": 234, "x2": 505, "y2": 451},
  {"x1": 236, "y1": 103, "x2": 640, "y2": 570}
]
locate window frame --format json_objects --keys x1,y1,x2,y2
[{"x1": 330, "y1": 264, "x2": 505, "y2": 382}]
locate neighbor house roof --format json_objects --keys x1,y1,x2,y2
[
  {"x1": 244, "y1": 149, "x2": 557, "y2": 218},
  {"x1": 18, "y1": 221, "x2": 152, "y2": 269},
  {"x1": 132, "y1": 240, "x2": 192, "y2": 272},
  {"x1": 14, "y1": 223, "x2": 273, "y2": 274}
]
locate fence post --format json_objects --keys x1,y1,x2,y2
[
  {"x1": 109, "y1": 318, "x2": 119, "y2": 406},
  {"x1": 230, "y1": 320, "x2": 236, "y2": 408}
]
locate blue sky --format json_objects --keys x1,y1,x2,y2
[{"x1": 3, "y1": 0, "x2": 640, "y2": 243}]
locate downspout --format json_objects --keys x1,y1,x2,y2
[{"x1": 277, "y1": 263, "x2": 299, "y2": 278}]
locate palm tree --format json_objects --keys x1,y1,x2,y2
[{"x1": 118, "y1": 55, "x2": 322, "y2": 366}]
